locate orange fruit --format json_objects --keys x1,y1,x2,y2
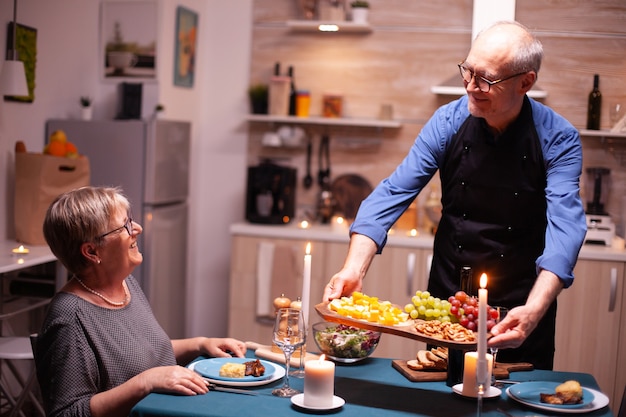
[
  {"x1": 44, "y1": 140, "x2": 67, "y2": 157},
  {"x1": 65, "y1": 141, "x2": 78, "y2": 157},
  {"x1": 49, "y1": 130, "x2": 67, "y2": 143}
]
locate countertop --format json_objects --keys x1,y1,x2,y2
[{"x1": 230, "y1": 222, "x2": 626, "y2": 262}]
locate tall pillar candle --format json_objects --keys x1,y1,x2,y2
[
  {"x1": 477, "y1": 273, "x2": 489, "y2": 388},
  {"x1": 304, "y1": 355, "x2": 335, "y2": 407},
  {"x1": 301, "y1": 242, "x2": 312, "y2": 325}
]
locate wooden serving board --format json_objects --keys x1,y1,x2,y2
[
  {"x1": 315, "y1": 303, "x2": 477, "y2": 349},
  {"x1": 391, "y1": 360, "x2": 534, "y2": 382},
  {"x1": 245, "y1": 341, "x2": 319, "y2": 367}
]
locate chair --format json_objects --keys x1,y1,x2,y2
[{"x1": 0, "y1": 336, "x2": 45, "y2": 417}]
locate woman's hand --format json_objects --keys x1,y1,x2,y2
[
  {"x1": 138, "y1": 365, "x2": 209, "y2": 396},
  {"x1": 202, "y1": 338, "x2": 247, "y2": 358}
]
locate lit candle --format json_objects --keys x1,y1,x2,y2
[
  {"x1": 462, "y1": 352, "x2": 493, "y2": 396},
  {"x1": 477, "y1": 273, "x2": 489, "y2": 389},
  {"x1": 304, "y1": 354, "x2": 335, "y2": 407},
  {"x1": 331, "y1": 216, "x2": 348, "y2": 233},
  {"x1": 299, "y1": 220, "x2": 310, "y2": 229},
  {"x1": 301, "y1": 242, "x2": 312, "y2": 325},
  {"x1": 11, "y1": 245, "x2": 29, "y2": 255}
]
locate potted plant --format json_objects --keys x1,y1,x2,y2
[
  {"x1": 80, "y1": 96, "x2": 92, "y2": 120},
  {"x1": 248, "y1": 84, "x2": 269, "y2": 115},
  {"x1": 105, "y1": 22, "x2": 137, "y2": 74},
  {"x1": 154, "y1": 104, "x2": 165, "y2": 119},
  {"x1": 350, "y1": 1, "x2": 369, "y2": 24}
]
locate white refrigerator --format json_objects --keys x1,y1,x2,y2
[{"x1": 45, "y1": 119, "x2": 191, "y2": 339}]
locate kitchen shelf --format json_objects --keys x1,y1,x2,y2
[
  {"x1": 430, "y1": 74, "x2": 548, "y2": 99},
  {"x1": 247, "y1": 114, "x2": 401, "y2": 129},
  {"x1": 579, "y1": 129, "x2": 626, "y2": 139},
  {"x1": 286, "y1": 20, "x2": 372, "y2": 33}
]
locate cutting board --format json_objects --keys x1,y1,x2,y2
[
  {"x1": 391, "y1": 360, "x2": 534, "y2": 382},
  {"x1": 315, "y1": 303, "x2": 477, "y2": 349},
  {"x1": 245, "y1": 341, "x2": 320, "y2": 367}
]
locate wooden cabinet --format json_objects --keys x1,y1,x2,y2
[
  {"x1": 228, "y1": 235, "x2": 326, "y2": 346},
  {"x1": 228, "y1": 232, "x2": 433, "y2": 360},
  {"x1": 554, "y1": 259, "x2": 626, "y2": 410}
]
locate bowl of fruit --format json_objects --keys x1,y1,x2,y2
[{"x1": 312, "y1": 322, "x2": 381, "y2": 363}]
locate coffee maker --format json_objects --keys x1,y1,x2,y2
[
  {"x1": 585, "y1": 167, "x2": 615, "y2": 246},
  {"x1": 245, "y1": 161, "x2": 296, "y2": 224}
]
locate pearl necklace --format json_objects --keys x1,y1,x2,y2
[{"x1": 74, "y1": 275, "x2": 129, "y2": 307}]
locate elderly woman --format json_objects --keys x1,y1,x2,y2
[{"x1": 36, "y1": 186, "x2": 246, "y2": 417}]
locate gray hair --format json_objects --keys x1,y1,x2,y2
[
  {"x1": 478, "y1": 21, "x2": 543, "y2": 74},
  {"x1": 43, "y1": 186, "x2": 130, "y2": 275}
]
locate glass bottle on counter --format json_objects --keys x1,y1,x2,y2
[{"x1": 586, "y1": 74, "x2": 602, "y2": 130}]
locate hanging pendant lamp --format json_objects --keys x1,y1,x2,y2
[{"x1": 0, "y1": 0, "x2": 28, "y2": 97}]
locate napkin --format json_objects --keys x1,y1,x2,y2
[{"x1": 256, "y1": 242, "x2": 300, "y2": 319}]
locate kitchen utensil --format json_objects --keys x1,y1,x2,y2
[
  {"x1": 330, "y1": 174, "x2": 373, "y2": 220},
  {"x1": 303, "y1": 137, "x2": 313, "y2": 189},
  {"x1": 208, "y1": 383, "x2": 259, "y2": 396},
  {"x1": 317, "y1": 135, "x2": 331, "y2": 189}
]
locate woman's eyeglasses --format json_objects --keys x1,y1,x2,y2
[
  {"x1": 97, "y1": 216, "x2": 133, "y2": 239},
  {"x1": 458, "y1": 62, "x2": 527, "y2": 93}
]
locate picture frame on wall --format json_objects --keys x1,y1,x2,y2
[
  {"x1": 173, "y1": 6, "x2": 198, "y2": 88},
  {"x1": 4, "y1": 22, "x2": 37, "y2": 103},
  {"x1": 100, "y1": 0, "x2": 157, "y2": 81}
]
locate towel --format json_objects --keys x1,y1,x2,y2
[{"x1": 256, "y1": 242, "x2": 301, "y2": 320}]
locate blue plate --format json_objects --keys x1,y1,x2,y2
[
  {"x1": 193, "y1": 358, "x2": 275, "y2": 382},
  {"x1": 508, "y1": 382, "x2": 594, "y2": 410}
]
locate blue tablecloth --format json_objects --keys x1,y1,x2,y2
[{"x1": 130, "y1": 351, "x2": 615, "y2": 417}]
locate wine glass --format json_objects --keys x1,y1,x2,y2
[
  {"x1": 272, "y1": 308, "x2": 306, "y2": 397},
  {"x1": 490, "y1": 306, "x2": 508, "y2": 387}
]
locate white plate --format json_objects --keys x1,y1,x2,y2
[
  {"x1": 188, "y1": 359, "x2": 285, "y2": 387},
  {"x1": 291, "y1": 393, "x2": 345, "y2": 411},
  {"x1": 506, "y1": 383, "x2": 609, "y2": 414},
  {"x1": 452, "y1": 383, "x2": 501, "y2": 399}
]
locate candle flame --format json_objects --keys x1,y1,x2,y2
[
  {"x1": 306, "y1": 242, "x2": 311, "y2": 255},
  {"x1": 480, "y1": 273, "x2": 487, "y2": 289},
  {"x1": 319, "y1": 354, "x2": 326, "y2": 362},
  {"x1": 19, "y1": 245, "x2": 25, "y2": 251},
  {"x1": 299, "y1": 220, "x2": 310, "y2": 229},
  {"x1": 336, "y1": 216, "x2": 344, "y2": 224}
]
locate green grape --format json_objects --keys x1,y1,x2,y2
[{"x1": 404, "y1": 303, "x2": 415, "y2": 313}]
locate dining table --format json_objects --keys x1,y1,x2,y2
[{"x1": 130, "y1": 350, "x2": 616, "y2": 417}]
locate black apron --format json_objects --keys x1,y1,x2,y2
[{"x1": 428, "y1": 97, "x2": 557, "y2": 369}]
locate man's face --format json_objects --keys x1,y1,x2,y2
[{"x1": 462, "y1": 26, "x2": 532, "y2": 132}]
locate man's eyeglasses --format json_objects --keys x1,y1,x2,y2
[
  {"x1": 97, "y1": 216, "x2": 133, "y2": 239},
  {"x1": 458, "y1": 62, "x2": 527, "y2": 93}
]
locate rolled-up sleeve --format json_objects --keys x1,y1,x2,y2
[{"x1": 533, "y1": 102, "x2": 587, "y2": 288}]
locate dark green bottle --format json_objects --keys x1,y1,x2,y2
[{"x1": 586, "y1": 74, "x2": 602, "y2": 130}]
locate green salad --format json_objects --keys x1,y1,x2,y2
[{"x1": 315, "y1": 324, "x2": 380, "y2": 358}]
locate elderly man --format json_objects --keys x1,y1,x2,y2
[{"x1": 323, "y1": 21, "x2": 586, "y2": 369}]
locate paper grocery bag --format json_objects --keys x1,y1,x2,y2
[{"x1": 14, "y1": 152, "x2": 90, "y2": 245}]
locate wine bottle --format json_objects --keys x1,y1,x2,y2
[
  {"x1": 287, "y1": 66, "x2": 296, "y2": 116},
  {"x1": 586, "y1": 74, "x2": 602, "y2": 130}
]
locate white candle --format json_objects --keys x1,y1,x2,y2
[
  {"x1": 462, "y1": 352, "x2": 493, "y2": 396},
  {"x1": 301, "y1": 242, "x2": 312, "y2": 325},
  {"x1": 304, "y1": 354, "x2": 335, "y2": 407},
  {"x1": 477, "y1": 273, "x2": 489, "y2": 388}
]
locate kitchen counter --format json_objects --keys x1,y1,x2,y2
[{"x1": 230, "y1": 222, "x2": 626, "y2": 262}]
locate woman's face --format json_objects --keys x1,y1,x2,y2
[{"x1": 99, "y1": 205, "x2": 143, "y2": 274}]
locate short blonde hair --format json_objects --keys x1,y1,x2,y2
[{"x1": 43, "y1": 186, "x2": 130, "y2": 275}]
